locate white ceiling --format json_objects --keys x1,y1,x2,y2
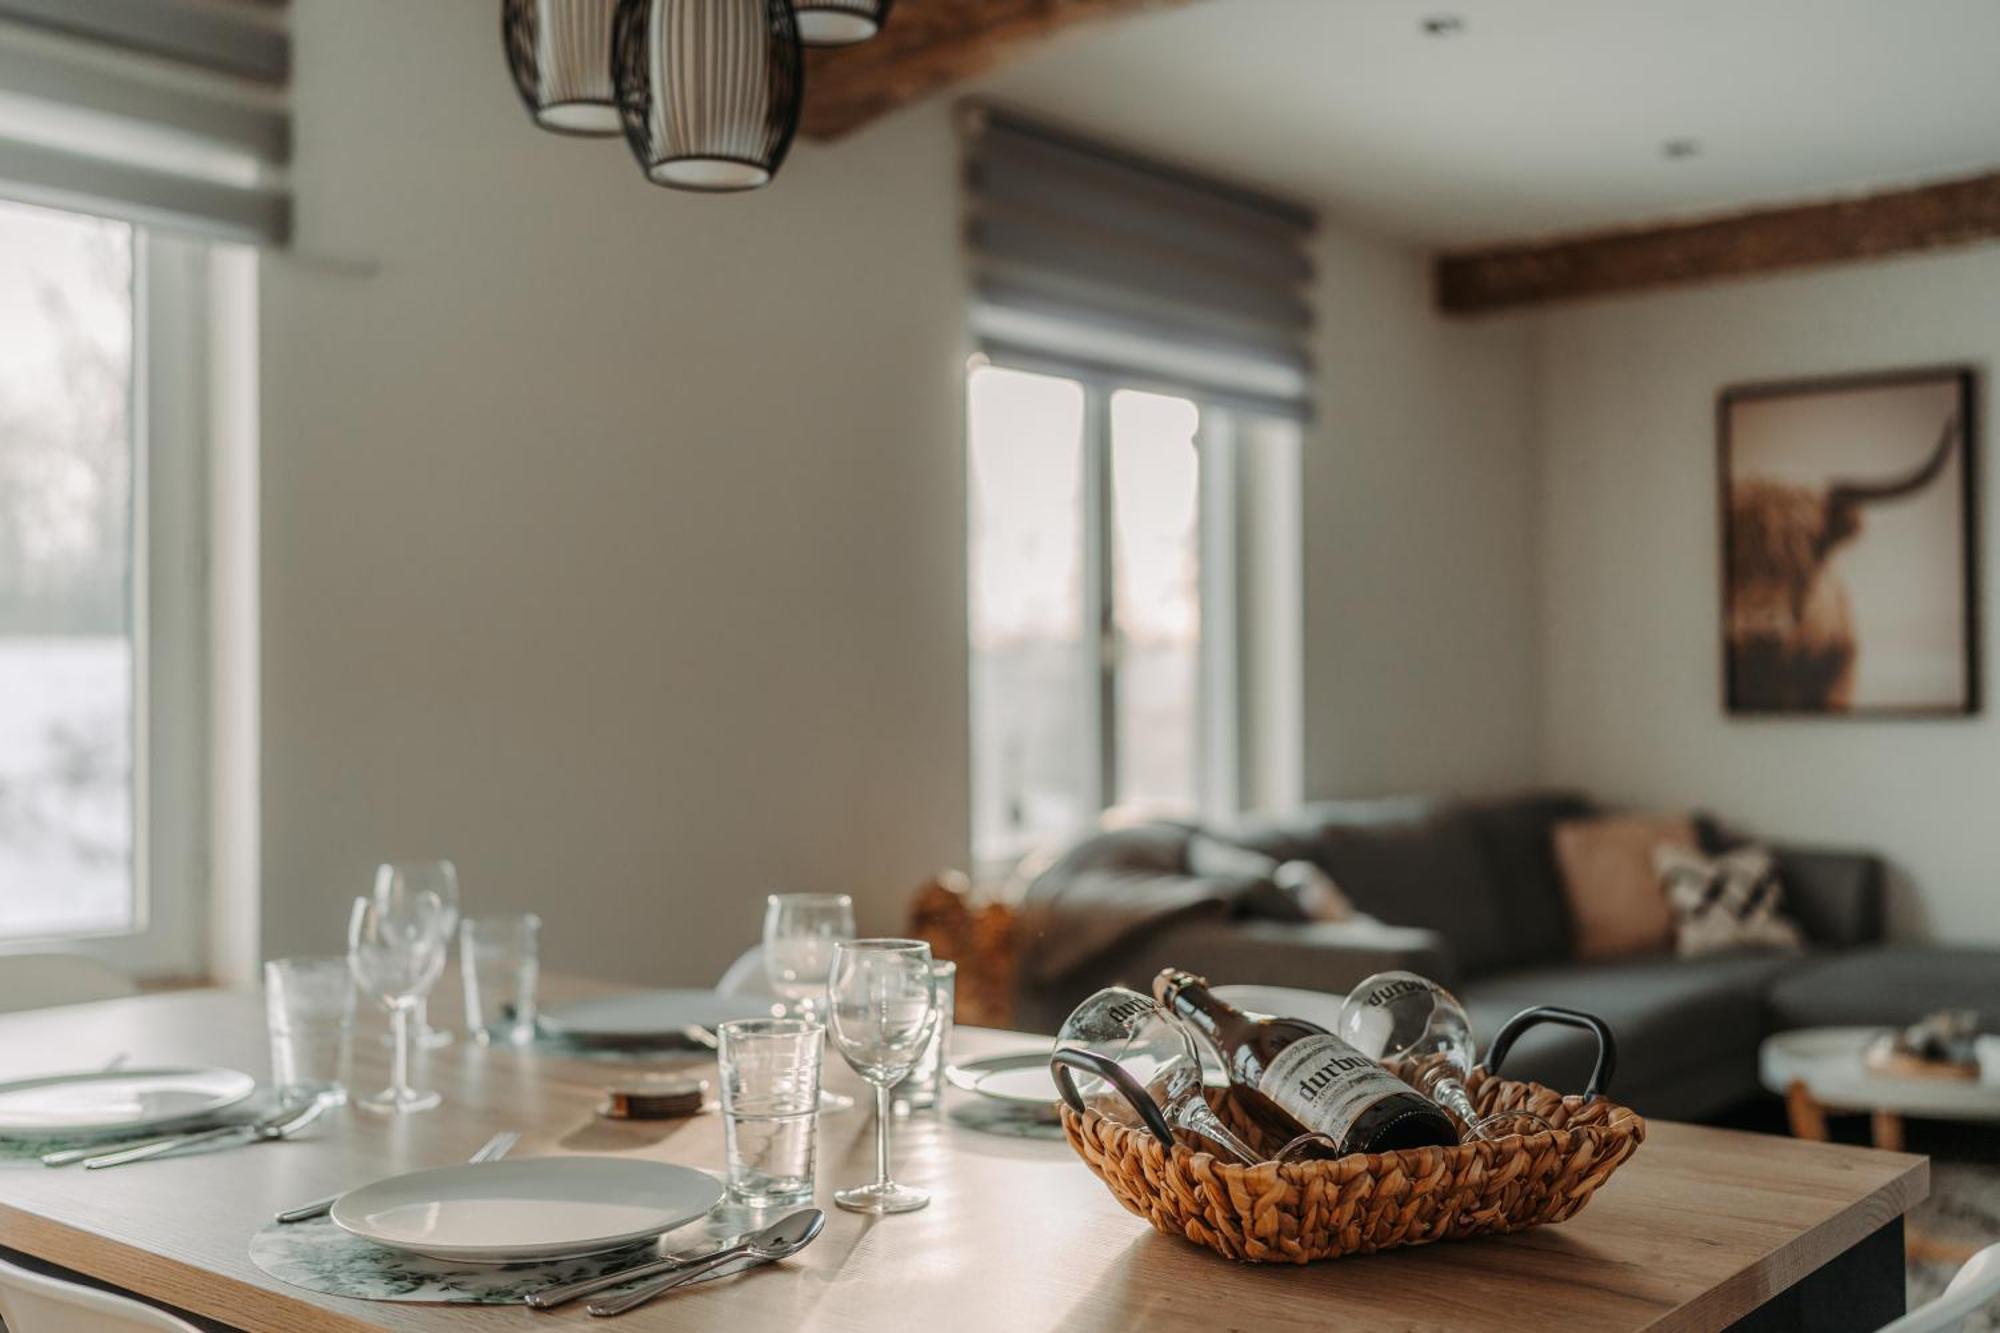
[{"x1": 970, "y1": 0, "x2": 2000, "y2": 249}]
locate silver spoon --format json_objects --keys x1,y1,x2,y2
[
  {"x1": 585, "y1": 1208, "x2": 825, "y2": 1317},
  {"x1": 524, "y1": 1231, "x2": 751, "y2": 1310}
]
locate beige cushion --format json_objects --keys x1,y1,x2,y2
[{"x1": 1553, "y1": 813, "x2": 1697, "y2": 960}]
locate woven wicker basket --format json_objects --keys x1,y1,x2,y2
[{"x1": 1059, "y1": 1064, "x2": 1646, "y2": 1264}]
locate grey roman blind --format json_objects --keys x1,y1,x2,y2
[
  {"x1": 964, "y1": 105, "x2": 1316, "y2": 421},
  {"x1": 0, "y1": 0, "x2": 290, "y2": 243}
]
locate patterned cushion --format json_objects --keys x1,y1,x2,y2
[{"x1": 1654, "y1": 843, "x2": 1805, "y2": 958}]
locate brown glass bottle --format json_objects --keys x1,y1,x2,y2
[{"x1": 1154, "y1": 970, "x2": 1460, "y2": 1156}]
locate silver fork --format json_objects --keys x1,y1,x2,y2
[
  {"x1": 274, "y1": 1129, "x2": 519, "y2": 1224},
  {"x1": 82, "y1": 1099, "x2": 330, "y2": 1169}
]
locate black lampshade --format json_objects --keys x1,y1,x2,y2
[
  {"x1": 793, "y1": 0, "x2": 893, "y2": 47},
  {"x1": 611, "y1": 0, "x2": 802, "y2": 193},
  {"x1": 502, "y1": 0, "x2": 622, "y2": 137}
]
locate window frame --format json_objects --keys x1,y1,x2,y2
[
  {"x1": 969, "y1": 359, "x2": 1291, "y2": 871},
  {"x1": 0, "y1": 220, "x2": 212, "y2": 979}
]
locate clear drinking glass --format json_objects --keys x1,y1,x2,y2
[
  {"x1": 264, "y1": 957, "x2": 355, "y2": 1107},
  {"x1": 763, "y1": 893, "x2": 856, "y2": 1113},
  {"x1": 460, "y1": 913, "x2": 541, "y2": 1046},
  {"x1": 347, "y1": 879, "x2": 450, "y2": 1114},
  {"x1": 828, "y1": 939, "x2": 938, "y2": 1214},
  {"x1": 375, "y1": 860, "x2": 459, "y2": 1050},
  {"x1": 894, "y1": 960, "x2": 956, "y2": 1114},
  {"x1": 1337, "y1": 970, "x2": 1550, "y2": 1141},
  {"x1": 718, "y1": 1018, "x2": 822, "y2": 1207}
]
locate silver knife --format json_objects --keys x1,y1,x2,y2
[{"x1": 82, "y1": 1099, "x2": 328, "y2": 1169}]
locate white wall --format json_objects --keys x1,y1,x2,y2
[
  {"x1": 1536, "y1": 245, "x2": 2000, "y2": 942},
  {"x1": 254, "y1": 0, "x2": 1545, "y2": 983},
  {"x1": 1303, "y1": 229, "x2": 1543, "y2": 798},
  {"x1": 260, "y1": 0, "x2": 970, "y2": 981}
]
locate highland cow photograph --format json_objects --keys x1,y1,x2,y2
[{"x1": 1720, "y1": 368, "x2": 1977, "y2": 715}]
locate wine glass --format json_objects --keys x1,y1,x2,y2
[
  {"x1": 1054, "y1": 988, "x2": 1263, "y2": 1162},
  {"x1": 764, "y1": 893, "x2": 856, "y2": 1112},
  {"x1": 1336, "y1": 971, "x2": 1549, "y2": 1141},
  {"x1": 373, "y1": 861, "x2": 459, "y2": 1050},
  {"x1": 347, "y1": 881, "x2": 450, "y2": 1114},
  {"x1": 1053, "y1": 988, "x2": 1334, "y2": 1162},
  {"x1": 827, "y1": 939, "x2": 938, "y2": 1214}
]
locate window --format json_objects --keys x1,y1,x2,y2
[
  {"x1": 968, "y1": 362, "x2": 1300, "y2": 867},
  {"x1": 0, "y1": 198, "x2": 213, "y2": 974}
]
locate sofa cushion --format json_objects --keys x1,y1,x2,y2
[
  {"x1": 1463, "y1": 792, "x2": 1592, "y2": 967},
  {"x1": 1463, "y1": 952, "x2": 1805, "y2": 1115},
  {"x1": 1766, "y1": 946, "x2": 2000, "y2": 1030},
  {"x1": 1657, "y1": 843, "x2": 1805, "y2": 958},
  {"x1": 1301, "y1": 801, "x2": 1515, "y2": 978},
  {"x1": 1553, "y1": 812, "x2": 1697, "y2": 960}
]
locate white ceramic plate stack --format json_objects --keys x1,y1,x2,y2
[
  {"x1": 0, "y1": 1067, "x2": 257, "y2": 1138},
  {"x1": 330, "y1": 1157, "x2": 724, "y2": 1264}
]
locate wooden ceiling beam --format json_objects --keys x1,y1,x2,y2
[
  {"x1": 800, "y1": 0, "x2": 1203, "y2": 141},
  {"x1": 1435, "y1": 170, "x2": 2000, "y2": 315}
]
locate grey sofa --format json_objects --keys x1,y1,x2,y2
[{"x1": 1014, "y1": 792, "x2": 1999, "y2": 1122}]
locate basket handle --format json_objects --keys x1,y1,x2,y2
[
  {"x1": 1049, "y1": 1048, "x2": 1177, "y2": 1149},
  {"x1": 1479, "y1": 1006, "x2": 1618, "y2": 1102}
]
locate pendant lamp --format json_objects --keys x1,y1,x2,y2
[
  {"x1": 501, "y1": 0, "x2": 622, "y2": 137},
  {"x1": 611, "y1": 0, "x2": 803, "y2": 193},
  {"x1": 793, "y1": 0, "x2": 893, "y2": 47}
]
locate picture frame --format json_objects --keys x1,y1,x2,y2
[{"x1": 1717, "y1": 365, "x2": 1978, "y2": 716}]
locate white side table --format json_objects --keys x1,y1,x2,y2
[{"x1": 1759, "y1": 1026, "x2": 2000, "y2": 1151}]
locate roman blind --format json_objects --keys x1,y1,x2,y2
[
  {"x1": 963, "y1": 105, "x2": 1316, "y2": 421},
  {"x1": 0, "y1": 0, "x2": 290, "y2": 243}
]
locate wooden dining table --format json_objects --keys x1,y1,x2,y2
[{"x1": 0, "y1": 977, "x2": 1928, "y2": 1332}]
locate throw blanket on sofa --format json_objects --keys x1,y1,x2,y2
[{"x1": 1016, "y1": 824, "x2": 1273, "y2": 988}]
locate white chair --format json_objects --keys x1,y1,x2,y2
[
  {"x1": 0, "y1": 1255, "x2": 202, "y2": 1332},
  {"x1": 1879, "y1": 1241, "x2": 2000, "y2": 1332},
  {"x1": 714, "y1": 945, "x2": 775, "y2": 998},
  {"x1": 0, "y1": 954, "x2": 137, "y2": 1016}
]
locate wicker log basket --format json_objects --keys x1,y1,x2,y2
[{"x1": 1056, "y1": 1007, "x2": 1648, "y2": 1265}]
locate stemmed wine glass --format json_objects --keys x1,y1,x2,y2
[
  {"x1": 1054, "y1": 988, "x2": 1263, "y2": 1163},
  {"x1": 764, "y1": 893, "x2": 856, "y2": 1112},
  {"x1": 348, "y1": 876, "x2": 450, "y2": 1114},
  {"x1": 1336, "y1": 970, "x2": 1550, "y2": 1141},
  {"x1": 827, "y1": 939, "x2": 938, "y2": 1214},
  {"x1": 372, "y1": 861, "x2": 459, "y2": 1050},
  {"x1": 1053, "y1": 988, "x2": 1334, "y2": 1162}
]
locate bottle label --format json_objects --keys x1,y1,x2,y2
[{"x1": 1258, "y1": 1034, "x2": 1413, "y2": 1145}]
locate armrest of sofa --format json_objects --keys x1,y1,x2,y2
[
  {"x1": 1770, "y1": 844, "x2": 1885, "y2": 947},
  {"x1": 1104, "y1": 915, "x2": 1459, "y2": 997}
]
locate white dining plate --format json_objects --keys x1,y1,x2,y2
[
  {"x1": 538, "y1": 990, "x2": 780, "y2": 1048},
  {"x1": 331, "y1": 1156, "x2": 724, "y2": 1264},
  {"x1": 0, "y1": 1067, "x2": 257, "y2": 1136}
]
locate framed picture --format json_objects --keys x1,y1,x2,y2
[{"x1": 1718, "y1": 365, "x2": 1978, "y2": 716}]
